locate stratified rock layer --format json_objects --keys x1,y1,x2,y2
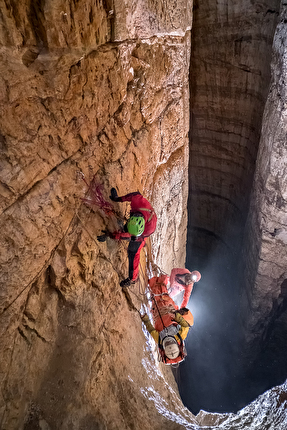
[
  {"x1": 188, "y1": 0, "x2": 280, "y2": 258},
  {"x1": 0, "y1": 1, "x2": 193, "y2": 429},
  {"x1": 182, "y1": 0, "x2": 282, "y2": 415},
  {"x1": 240, "y1": 2, "x2": 287, "y2": 398},
  {"x1": 1, "y1": 0, "x2": 287, "y2": 429}
]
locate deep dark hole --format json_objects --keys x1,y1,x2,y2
[
  {"x1": 173, "y1": 237, "x2": 244, "y2": 414},
  {"x1": 174, "y1": 232, "x2": 287, "y2": 414},
  {"x1": 175, "y1": 0, "x2": 286, "y2": 416}
]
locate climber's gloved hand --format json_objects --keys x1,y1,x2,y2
[
  {"x1": 178, "y1": 307, "x2": 189, "y2": 315},
  {"x1": 110, "y1": 187, "x2": 119, "y2": 202},
  {"x1": 172, "y1": 312, "x2": 183, "y2": 323},
  {"x1": 97, "y1": 230, "x2": 110, "y2": 242},
  {"x1": 173, "y1": 310, "x2": 190, "y2": 324},
  {"x1": 120, "y1": 277, "x2": 131, "y2": 288},
  {"x1": 97, "y1": 234, "x2": 107, "y2": 242}
]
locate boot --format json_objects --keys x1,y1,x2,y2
[
  {"x1": 97, "y1": 234, "x2": 107, "y2": 242},
  {"x1": 110, "y1": 187, "x2": 119, "y2": 201},
  {"x1": 120, "y1": 277, "x2": 135, "y2": 288}
]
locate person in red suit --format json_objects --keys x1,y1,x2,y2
[
  {"x1": 97, "y1": 188, "x2": 157, "y2": 287},
  {"x1": 169, "y1": 268, "x2": 201, "y2": 309}
]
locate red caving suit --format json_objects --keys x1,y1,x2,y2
[{"x1": 111, "y1": 192, "x2": 157, "y2": 281}]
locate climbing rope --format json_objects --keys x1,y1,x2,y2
[
  {"x1": 79, "y1": 172, "x2": 129, "y2": 232},
  {"x1": 80, "y1": 172, "x2": 115, "y2": 217},
  {"x1": 124, "y1": 242, "x2": 171, "y2": 329}
]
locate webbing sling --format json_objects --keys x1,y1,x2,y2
[{"x1": 138, "y1": 207, "x2": 155, "y2": 222}]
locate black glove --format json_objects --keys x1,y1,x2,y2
[
  {"x1": 178, "y1": 308, "x2": 189, "y2": 315},
  {"x1": 97, "y1": 234, "x2": 107, "y2": 242},
  {"x1": 110, "y1": 188, "x2": 119, "y2": 202},
  {"x1": 97, "y1": 230, "x2": 109, "y2": 242}
]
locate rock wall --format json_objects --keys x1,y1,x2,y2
[
  {"x1": 0, "y1": 1, "x2": 194, "y2": 428},
  {"x1": 197, "y1": 379, "x2": 287, "y2": 429},
  {"x1": 240, "y1": 1, "x2": 287, "y2": 395},
  {"x1": 1, "y1": 0, "x2": 287, "y2": 429},
  {"x1": 188, "y1": 0, "x2": 280, "y2": 260},
  {"x1": 181, "y1": 0, "x2": 281, "y2": 414}
]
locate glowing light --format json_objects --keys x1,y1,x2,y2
[{"x1": 190, "y1": 270, "x2": 201, "y2": 282}]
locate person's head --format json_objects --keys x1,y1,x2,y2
[
  {"x1": 162, "y1": 337, "x2": 180, "y2": 359},
  {"x1": 176, "y1": 273, "x2": 193, "y2": 285},
  {"x1": 127, "y1": 213, "x2": 145, "y2": 236}
]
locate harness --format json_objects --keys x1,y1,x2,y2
[
  {"x1": 138, "y1": 207, "x2": 155, "y2": 222},
  {"x1": 159, "y1": 324, "x2": 181, "y2": 341}
]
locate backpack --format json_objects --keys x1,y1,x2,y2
[{"x1": 181, "y1": 310, "x2": 194, "y2": 327}]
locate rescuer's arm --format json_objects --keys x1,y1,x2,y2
[
  {"x1": 141, "y1": 314, "x2": 159, "y2": 343},
  {"x1": 110, "y1": 188, "x2": 141, "y2": 203},
  {"x1": 180, "y1": 283, "x2": 194, "y2": 309},
  {"x1": 174, "y1": 311, "x2": 193, "y2": 341},
  {"x1": 173, "y1": 312, "x2": 191, "y2": 327},
  {"x1": 110, "y1": 231, "x2": 132, "y2": 240},
  {"x1": 178, "y1": 326, "x2": 190, "y2": 341},
  {"x1": 174, "y1": 310, "x2": 194, "y2": 327}
]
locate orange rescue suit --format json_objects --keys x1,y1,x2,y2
[{"x1": 148, "y1": 275, "x2": 194, "y2": 333}]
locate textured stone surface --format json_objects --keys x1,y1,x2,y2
[
  {"x1": 188, "y1": 0, "x2": 280, "y2": 258},
  {"x1": 182, "y1": 0, "x2": 281, "y2": 414},
  {"x1": 239, "y1": 2, "x2": 287, "y2": 393},
  {"x1": 0, "y1": 1, "x2": 193, "y2": 428},
  {"x1": 2, "y1": 0, "x2": 287, "y2": 429},
  {"x1": 197, "y1": 380, "x2": 287, "y2": 429}
]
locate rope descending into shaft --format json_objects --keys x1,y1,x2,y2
[{"x1": 151, "y1": 291, "x2": 166, "y2": 329}]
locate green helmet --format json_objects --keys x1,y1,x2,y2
[{"x1": 127, "y1": 214, "x2": 145, "y2": 236}]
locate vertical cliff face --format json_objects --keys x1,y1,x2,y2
[
  {"x1": 1, "y1": 0, "x2": 287, "y2": 429},
  {"x1": 188, "y1": 0, "x2": 280, "y2": 260},
  {"x1": 0, "y1": 1, "x2": 194, "y2": 429},
  {"x1": 182, "y1": 0, "x2": 285, "y2": 415},
  {"x1": 240, "y1": 2, "x2": 287, "y2": 399}
]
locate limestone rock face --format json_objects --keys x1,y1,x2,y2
[
  {"x1": 188, "y1": 0, "x2": 280, "y2": 258},
  {"x1": 0, "y1": 1, "x2": 193, "y2": 428},
  {"x1": 197, "y1": 380, "x2": 287, "y2": 429},
  {"x1": 183, "y1": 0, "x2": 283, "y2": 414},
  {"x1": 240, "y1": 2, "x2": 287, "y2": 390},
  {"x1": 1, "y1": 0, "x2": 287, "y2": 429}
]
